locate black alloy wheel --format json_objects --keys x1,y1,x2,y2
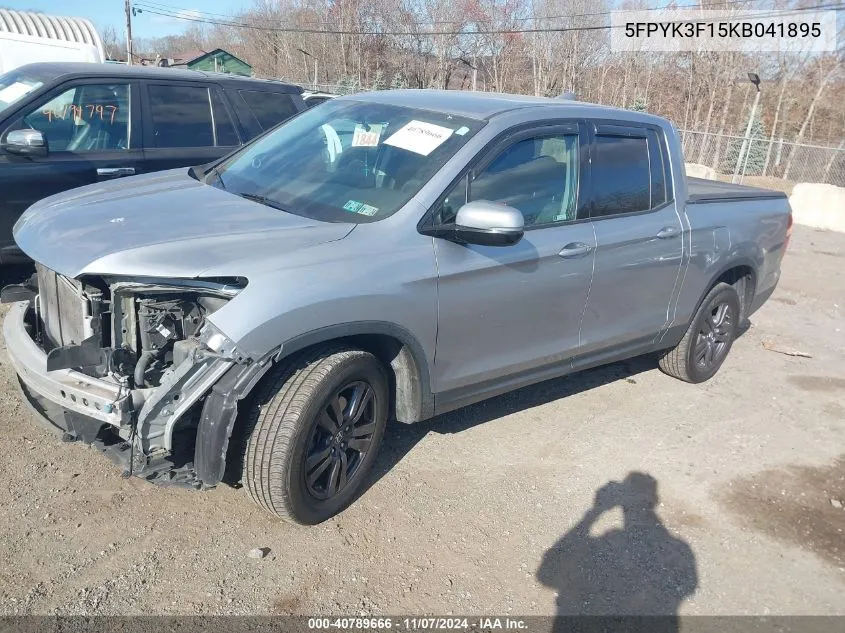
[
  {"x1": 658, "y1": 282, "x2": 741, "y2": 383},
  {"x1": 304, "y1": 381, "x2": 377, "y2": 501},
  {"x1": 694, "y1": 299, "x2": 735, "y2": 371}
]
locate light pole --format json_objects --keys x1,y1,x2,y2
[
  {"x1": 733, "y1": 72, "x2": 761, "y2": 183},
  {"x1": 297, "y1": 48, "x2": 318, "y2": 90},
  {"x1": 459, "y1": 57, "x2": 477, "y2": 91}
]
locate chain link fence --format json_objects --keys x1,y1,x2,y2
[{"x1": 680, "y1": 130, "x2": 845, "y2": 189}]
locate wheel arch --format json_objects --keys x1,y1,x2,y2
[
  {"x1": 662, "y1": 257, "x2": 759, "y2": 350},
  {"x1": 193, "y1": 321, "x2": 434, "y2": 487},
  {"x1": 705, "y1": 259, "x2": 757, "y2": 322},
  {"x1": 274, "y1": 321, "x2": 434, "y2": 425}
]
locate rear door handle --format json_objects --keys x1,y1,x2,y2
[
  {"x1": 559, "y1": 242, "x2": 594, "y2": 259},
  {"x1": 656, "y1": 226, "x2": 680, "y2": 239},
  {"x1": 97, "y1": 167, "x2": 135, "y2": 178}
]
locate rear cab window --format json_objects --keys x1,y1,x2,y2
[{"x1": 590, "y1": 123, "x2": 673, "y2": 218}]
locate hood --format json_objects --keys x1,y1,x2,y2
[{"x1": 14, "y1": 169, "x2": 355, "y2": 279}]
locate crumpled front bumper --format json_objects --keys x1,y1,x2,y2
[{"x1": 3, "y1": 301, "x2": 132, "y2": 431}]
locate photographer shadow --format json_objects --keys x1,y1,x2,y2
[{"x1": 536, "y1": 473, "x2": 698, "y2": 632}]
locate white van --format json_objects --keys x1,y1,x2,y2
[{"x1": 0, "y1": 32, "x2": 104, "y2": 74}]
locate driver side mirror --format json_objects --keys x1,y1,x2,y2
[
  {"x1": 427, "y1": 200, "x2": 524, "y2": 247},
  {"x1": 2, "y1": 129, "x2": 48, "y2": 158}
]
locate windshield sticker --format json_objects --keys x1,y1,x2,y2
[
  {"x1": 455, "y1": 126, "x2": 470, "y2": 136},
  {"x1": 352, "y1": 123, "x2": 383, "y2": 147},
  {"x1": 384, "y1": 120, "x2": 454, "y2": 156},
  {"x1": 343, "y1": 200, "x2": 379, "y2": 216}
]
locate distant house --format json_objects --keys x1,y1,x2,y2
[{"x1": 169, "y1": 49, "x2": 252, "y2": 76}]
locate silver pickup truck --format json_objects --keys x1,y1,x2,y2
[{"x1": 2, "y1": 90, "x2": 792, "y2": 524}]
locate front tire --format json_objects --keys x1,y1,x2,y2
[
  {"x1": 658, "y1": 282, "x2": 740, "y2": 383},
  {"x1": 242, "y1": 347, "x2": 388, "y2": 524}
]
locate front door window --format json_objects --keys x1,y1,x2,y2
[{"x1": 21, "y1": 83, "x2": 131, "y2": 152}]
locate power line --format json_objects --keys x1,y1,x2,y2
[
  {"x1": 134, "y1": 2, "x2": 845, "y2": 37},
  {"x1": 133, "y1": 0, "x2": 768, "y2": 28}
]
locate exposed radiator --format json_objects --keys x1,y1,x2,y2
[{"x1": 35, "y1": 264, "x2": 99, "y2": 349}]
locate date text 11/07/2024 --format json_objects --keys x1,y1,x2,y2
[{"x1": 307, "y1": 617, "x2": 530, "y2": 630}]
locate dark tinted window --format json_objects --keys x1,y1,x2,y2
[
  {"x1": 305, "y1": 96, "x2": 331, "y2": 108},
  {"x1": 647, "y1": 129, "x2": 667, "y2": 207},
  {"x1": 591, "y1": 135, "x2": 650, "y2": 217},
  {"x1": 148, "y1": 84, "x2": 214, "y2": 148},
  {"x1": 239, "y1": 90, "x2": 298, "y2": 130},
  {"x1": 210, "y1": 89, "x2": 239, "y2": 146}
]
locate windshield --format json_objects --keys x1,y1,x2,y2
[
  {"x1": 0, "y1": 70, "x2": 44, "y2": 117},
  {"x1": 212, "y1": 99, "x2": 485, "y2": 223}
]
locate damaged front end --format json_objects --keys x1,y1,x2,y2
[{"x1": 2, "y1": 264, "x2": 257, "y2": 488}]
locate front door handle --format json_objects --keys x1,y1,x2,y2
[
  {"x1": 559, "y1": 242, "x2": 594, "y2": 259},
  {"x1": 656, "y1": 226, "x2": 680, "y2": 239},
  {"x1": 97, "y1": 167, "x2": 135, "y2": 178}
]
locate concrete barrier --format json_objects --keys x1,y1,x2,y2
[
  {"x1": 685, "y1": 163, "x2": 717, "y2": 180},
  {"x1": 789, "y1": 183, "x2": 845, "y2": 233}
]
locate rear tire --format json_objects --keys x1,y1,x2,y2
[
  {"x1": 658, "y1": 282, "x2": 740, "y2": 384},
  {"x1": 241, "y1": 346, "x2": 388, "y2": 524}
]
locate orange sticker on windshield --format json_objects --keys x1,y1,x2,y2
[{"x1": 352, "y1": 124, "x2": 383, "y2": 147}]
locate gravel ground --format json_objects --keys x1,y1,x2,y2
[{"x1": 0, "y1": 225, "x2": 843, "y2": 616}]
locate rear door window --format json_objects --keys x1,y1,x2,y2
[
  {"x1": 147, "y1": 84, "x2": 215, "y2": 148},
  {"x1": 590, "y1": 126, "x2": 674, "y2": 217},
  {"x1": 210, "y1": 88, "x2": 239, "y2": 147},
  {"x1": 647, "y1": 129, "x2": 672, "y2": 206},
  {"x1": 239, "y1": 90, "x2": 298, "y2": 130},
  {"x1": 591, "y1": 134, "x2": 650, "y2": 217}
]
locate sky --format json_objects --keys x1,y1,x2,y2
[{"x1": 2, "y1": 0, "x2": 250, "y2": 39}]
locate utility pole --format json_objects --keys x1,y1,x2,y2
[
  {"x1": 459, "y1": 57, "x2": 478, "y2": 92},
  {"x1": 124, "y1": 0, "x2": 133, "y2": 65},
  {"x1": 733, "y1": 72, "x2": 762, "y2": 183},
  {"x1": 297, "y1": 48, "x2": 318, "y2": 89}
]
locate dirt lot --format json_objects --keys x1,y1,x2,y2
[{"x1": 0, "y1": 225, "x2": 843, "y2": 617}]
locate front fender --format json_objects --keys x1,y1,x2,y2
[
  {"x1": 194, "y1": 353, "x2": 274, "y2": 486},
  {"x1": 194, "y1": 321, "x2": 435, "y2": 487}
]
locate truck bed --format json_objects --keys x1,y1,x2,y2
[{"x1": 687, "y1": 177, "x2": 787, "y2": 204}]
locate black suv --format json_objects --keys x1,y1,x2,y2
[{"x1": 0, "y1": 62, "x2": 304, "y2": 263}]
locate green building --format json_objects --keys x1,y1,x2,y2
[{"x1": 172, "y1": 49, "x2": 253, "y2": 77}]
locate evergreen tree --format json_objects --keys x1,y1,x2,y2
[
  {"x1": 335, "y1": 75, "x2": 360, "y2": 96},
  {"x1": 629, "y1": 97, "x2": 648, "y2": 112},
  {"x1": 391, "y1": 71, "x2": 407, "y2": 90},
  {"x1": 335, "y1": 76, "x2": 352, "y2": 95},
  {"x1": 372, "y1": 69, "x2": 386, "y2": 91},
  {"x1": 722, "y1": 116, "x2": 768, "y2": 176}
]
